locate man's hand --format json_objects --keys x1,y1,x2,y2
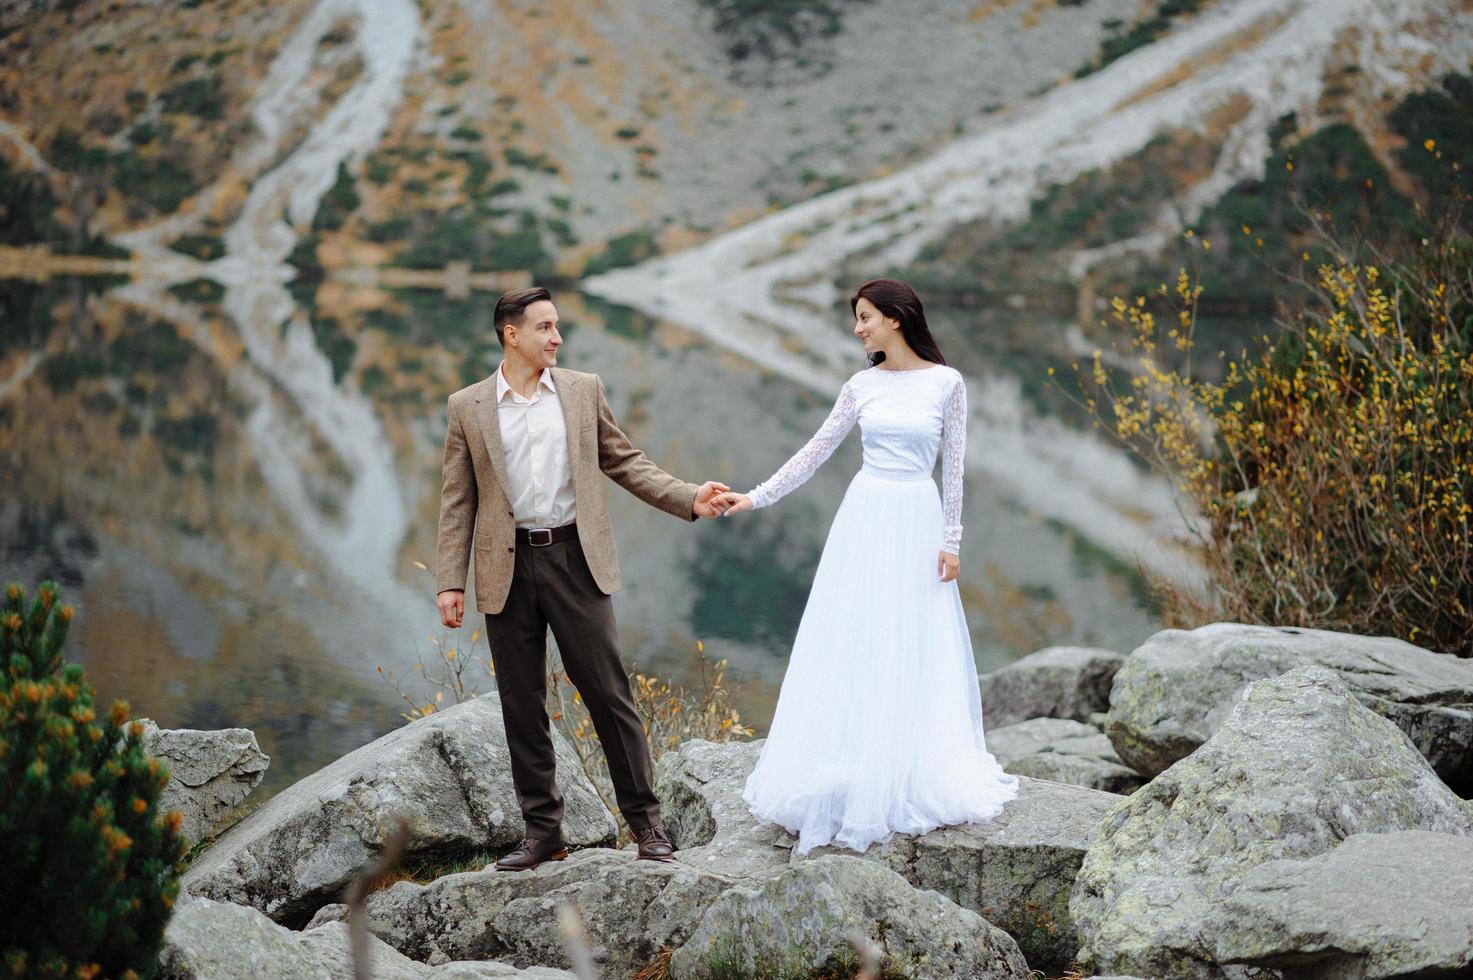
[
  {"x1": 693, "y1": 480, "x2": 733, "y2": 519},
  {"x1": 938, "y1": 551, "x2": 960, "y2": 583},
  {"x1": 712, "y1": 491, "x2": 754, "y2": 515},
  {"x1": 438, "y1": 589, "x2": 465, "y2": 628}
]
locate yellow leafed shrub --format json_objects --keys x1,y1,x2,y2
[{"x1": 1075, "y1": 193, "x2": 1472, "y2": 656}]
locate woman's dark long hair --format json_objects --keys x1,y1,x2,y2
[{"x1": 849, "y1": 278, "x2": 947, "y2": 367}]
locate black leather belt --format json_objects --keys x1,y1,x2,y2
[{"x1": 516, "y1": 523, "x2": 578, "y2": 547}]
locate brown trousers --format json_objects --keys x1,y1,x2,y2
[{"x1": 482, "y1": 531, "x2": 660, "y2": 840}]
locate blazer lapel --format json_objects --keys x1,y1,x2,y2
[
  {"x1": 473, "y1": 380, "x2": 513, "y2": 497},
  {"x1": 552, "y1": 368, "x2": 591, "y2": 489}
]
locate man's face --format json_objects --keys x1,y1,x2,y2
[{"x1": 509, "y1": 300, "x2": 561, "y2": 368}]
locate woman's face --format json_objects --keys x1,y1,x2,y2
[{"x1": 852, "y1": 296, "x2": 897, "y2": 354}]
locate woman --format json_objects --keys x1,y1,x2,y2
[{"x1": 712, "y1": 278, "x2": 1019, "y2": 856}]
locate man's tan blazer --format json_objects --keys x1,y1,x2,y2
[{"x1": 435, "y1": 367, "x2": 699, "y2": 614}]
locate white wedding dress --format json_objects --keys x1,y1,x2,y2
[{"x1": 740, "y1": 363, "x2": 1019, "y2": 855}]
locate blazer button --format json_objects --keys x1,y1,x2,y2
[
  {"x1": 506, "y1": 510, "x2": 513, "y2": 516},
  {"x1": 506, "y1": 547, "x2": 514, "y2": 553}
]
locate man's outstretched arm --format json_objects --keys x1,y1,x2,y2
[
  {"x1": 435, "y1": 395, "x2": 476, "y2": 626},
  {"x1": 594, "y1": 376, "x2": 725, "y2": 520}
]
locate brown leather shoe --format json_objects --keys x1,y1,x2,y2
[
  {"x1": 634, "y1": 825, "x2": 676, "y2": 862},
  {"x1": 495, "y1": 835, "x2": 569, "y2": 872}
]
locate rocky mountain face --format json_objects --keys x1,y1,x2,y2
[
  {"x1": 1, "y1": 0, "x2": 1142, "y2": 271},
  {"x1": 4, "y1": 0, "x2": 1467, "y2": 341}
]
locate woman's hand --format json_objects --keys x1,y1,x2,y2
[
  {"x1": 713, "y1": 492, "x2": 754, "y2": 516},
  {"x1": 938, "y1": 551, "x2": 960, "y2": 582}
]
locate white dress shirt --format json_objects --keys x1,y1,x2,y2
[{"x1": 495, "y1": 362, "x2": 577, "y2": 528}]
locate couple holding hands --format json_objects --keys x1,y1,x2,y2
[{"x1": 433, "y1": 280, "x2": 1017, "y2": 871}]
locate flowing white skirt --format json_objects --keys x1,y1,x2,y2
[{"x1": 741, "y1": 465, "x2": 1020, "y2": 855}]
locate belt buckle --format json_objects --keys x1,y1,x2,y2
[{"x1": 527, "y1": 527, "x2": 554, "y2": 547}]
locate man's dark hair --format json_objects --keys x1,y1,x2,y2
[{"x1": 493, "y1": 286, "x2": 552, "y2": 346}]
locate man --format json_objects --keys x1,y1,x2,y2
[{"x1": 434, "y1": 286, "x2": 729, "y2": 870}]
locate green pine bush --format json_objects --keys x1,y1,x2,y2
[{"x1": 1, "y1": 580, "x2": 189, "y2": 979}]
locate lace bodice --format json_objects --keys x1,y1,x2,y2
[{"x1": 747, "y1": 364, "x2": 967, "y2": 554}]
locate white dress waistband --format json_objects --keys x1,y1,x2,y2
[{"x1": 860, "y1": 463, "x2": 933, "y2": 482}]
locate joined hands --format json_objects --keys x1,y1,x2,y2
[
  {"x1": 693, "y1": 481, "x2": 735, "y2": 519},
  {"x1": 709, "y1": 491, "x2": 753, "y2": 516}
]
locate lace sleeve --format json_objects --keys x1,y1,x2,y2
[
  {"x1": 941, "y1": 375, "x2": 965, "y2": 554},
  {"x1": 747, "y1": 381, "x2": 859, "y2": 509}
]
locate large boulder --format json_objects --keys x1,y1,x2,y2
[
  {"x1": 332, "y1": 847, "x2": 734, "y2": 976},
  {"x1": 667, "y1": 854, "x2": 1030, "y2": 979},
  {"x1": 134, "y1": 718, "x2": 270, "y2": 845},
  {"x1": 981, "y1": 646, "x2": 1125, "y2": 729},
  {"x1": 799, "y1": 776, "x2": 1123, "y2": 975},
  {"x1": 986, "y1": 718, "x2": 1145, "y2": 794},
  {"x1": 654, "y1": 738, "x2": 795, "y2": 879},
  {"x1": 1104, "y1": 623, "x2": 1473, "y2": 792},
  {"x1": 1071, "y1": 665, "x2": 1473, "y2": 980},
  {"x1": 1214, "y1": 830, "x2": 1473, "y2": 978},
  {"x1": 181, "y1": 693, "x2": 616, "y2": 926},
  {"x1": 659, "y1": 739, "x2": 1121, "y2": 974},
  {"x1": 159, "y1": 895, "x2": 424, "y2": 980},
  {"x1": 158, "y1": 894, "x2": 577, "y2": 979}
]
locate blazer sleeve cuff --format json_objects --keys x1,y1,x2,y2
[{"x1": 673, "y1": 482, "x2": 700, "y2": 522}]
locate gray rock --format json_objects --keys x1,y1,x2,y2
[
  {"x1": 351, "y1": 847, "x2": 734, "y2": 976},
  {"x1": 427, "y1": 963, "x2": 578, "y2": 979},
  {"x1": 134, "y1": 718, "x2": 270, "y2": 845},
  {"x1": 181, "y1": 693, "x2": 616, "y2": 926},
  {"x1": 654, "y1": 737, "x2": 795, "y2": 878},
  {"x1": 305, "y1": 902, "x2": 350, "y2": 929},
  {"x1": 1071, "y1": 665, "x2": 1473, "y2": 980},
  {"x1": 157, "y1": 895, "x2": 425, "y2": 980},
  {"x1": 159, "y1": 894, "x2": 577, "y2": 978},
  {"x1": 981, "y1": 646, "x2": 1126, "y2": 729},
  {"x1": 1214, "y1": 830, "x2": 1473, "y2": 978},
  {"x1": 668, "y1": 854, "x2": 1031, "y2": 979},
  {"x1": 799, "y1": 775, "x2": 1123, "y2": 975},
  {"x1": 987, "y1": 717, "x2": 1145, "y2": 794},
  {"x1": 1104, "y1": 623, "x2": 1473, "y2": 791},
  {"x1": 658, "y1": 738, "x2": 1120, "y2": 973}
]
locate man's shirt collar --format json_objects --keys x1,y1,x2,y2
[{"x1": 496, "y1": 362, "x2": 556, "y2": 402}]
